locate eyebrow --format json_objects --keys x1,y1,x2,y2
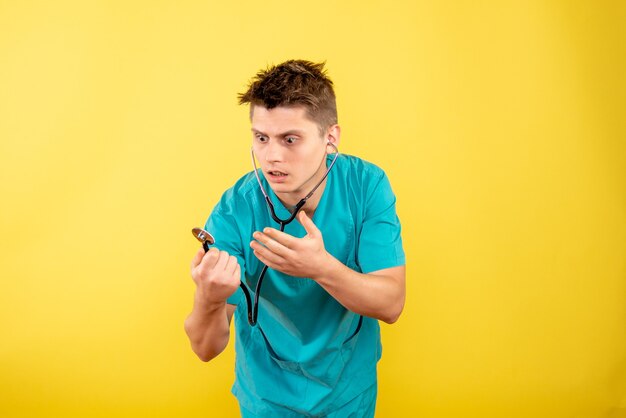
[{"x1": 251, "y1": 128, "x2": 306, "y2": 137}]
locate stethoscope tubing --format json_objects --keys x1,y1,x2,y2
[{"x1": 242, "y1": 143, "x2": 339, "y2": 325}]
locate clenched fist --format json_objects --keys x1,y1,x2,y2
[{"x1": 190, "y1": 247, "x2": 241, "y2": 305}]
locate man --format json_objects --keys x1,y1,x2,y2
[{"x1": 185, "y1": 60, "x2": 405, "y2": 417}]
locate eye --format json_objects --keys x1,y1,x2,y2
[
  {"x1": 255, "y1": 134, "x2": 268, "y2": 143},
  {"x1": 285, "y1": 136, "x2": 297, "y2": 144}
]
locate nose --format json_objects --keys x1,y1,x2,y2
[{"x1": 264, "y1": 139, "x2": 283, "y2": 162}]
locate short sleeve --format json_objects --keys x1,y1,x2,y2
[
  {"x1": 357, "y1": 172, "x2": 405, "y2": 273},
  {"x1": 204, "y1": 207, "x2": 246, "y2": 306}
]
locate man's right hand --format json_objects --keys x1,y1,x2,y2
[{"x1": 190, "y1": 247, "x2": 241, "y2": 306}]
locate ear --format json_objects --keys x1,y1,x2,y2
[{"x1": 325, "y1": 124, "x2": 341, "y2": 152}]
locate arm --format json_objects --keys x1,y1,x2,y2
[
  {"x1": 250, "y1": 211, "x2": 406, "y2": 324},
  {"x1": 184, "y1": 247, "x2": 240, "y2": 362},
  {"x1": 314, "y1": 261, "x2": 405, "y2": 324}
]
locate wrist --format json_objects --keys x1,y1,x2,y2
[
  {"x1": 311, "y1": 251, "x2": 339, "y2": 283},
  {"x1": 194, "y1": 292, "x2": 226, "y2": 314}
]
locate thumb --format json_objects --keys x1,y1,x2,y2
[
  {"x1": 298, "y1": 211, "x2": 319, "y2": 237},
  {"x1": 190, "y1": 247, "x2": 205, "y2": 269}
]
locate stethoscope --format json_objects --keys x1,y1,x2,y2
[{"x1": 193, "y1": 142, "x2": 362, "y2": 337}]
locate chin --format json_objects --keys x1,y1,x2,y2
[
  {"x1": 269, "y1": 182, "x2": 303, "y2": 196},
  {"x1": 267, "y1": 182, "x2": 289, "y2": 192}
]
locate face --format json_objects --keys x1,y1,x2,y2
[{"x1": 251, "y1": 105, "x2": 339, "y2": 205}]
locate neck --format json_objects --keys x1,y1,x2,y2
[{"x1": 277, "y1": 177, "x2": 328, "y2": 218}]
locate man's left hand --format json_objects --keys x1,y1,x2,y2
[{"x1": 250, "y1": 211, "x2": 332, "y2": 279}]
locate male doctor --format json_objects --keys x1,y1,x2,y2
[{"x1": 185, "y1": 59, "x2": 406, "y2": 417}]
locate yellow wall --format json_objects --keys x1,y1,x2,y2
[{"x1": 1, "y1": 1, "x2": 624, "y2": 417}]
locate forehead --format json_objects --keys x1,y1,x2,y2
[{"x1": 251, "y1": 105, "x2": 318, "y2": 134}]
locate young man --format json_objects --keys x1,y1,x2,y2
[{"x1": 185, "y1": 60, "x2": 405, "y2": 417}]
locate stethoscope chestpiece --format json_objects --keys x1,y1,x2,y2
[{"x1": 191, "y1": 227, "x2": 215, "y2": 252}]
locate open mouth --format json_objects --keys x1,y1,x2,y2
[{"x1": 268, "y1": 170, "x2": 287, "y2": 177}]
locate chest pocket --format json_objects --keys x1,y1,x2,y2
[{"x1": 317, "y1": 206, "x2": 359, "y2": 273}]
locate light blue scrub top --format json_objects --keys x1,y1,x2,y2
[{"x1": 204, "y1": 154, "x2": 405, "y2": 417}]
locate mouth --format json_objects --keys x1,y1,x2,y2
[{"x1": 266, "y1": 170, "x2": 288, "y2": 182}]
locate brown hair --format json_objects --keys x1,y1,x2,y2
[{"x1": 238, "y1": 60, "x2": 338, "y2": 136}]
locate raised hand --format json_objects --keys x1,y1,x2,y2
[{"x1": 250, "y1": 211, "x2": 332, "y2": 280}]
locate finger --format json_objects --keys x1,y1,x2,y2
[
  {"x1": 225, "y1": 255, "x2": 239, "y2": 277},
  {"x1": 252, "y1": 249, "x2": 275, "y2": 270},
  {"x1": 252, "y1": 231, "x2": 294, "y2": 256},
  {"x1": 199, "y1": 247, "x2": 220, "y2": 270},
  {"x1": 262, "y1": 228, "x2": 299, "y2": 249},
  {"x1": 298, "y1": 211, "x2": 320, "y2": 237},
  {"x1": 250, "y1": 240, "x2": 285, "y2": 267},
  {"x1": 213, "y1": 250, "x2": 230, "y2": 272}
]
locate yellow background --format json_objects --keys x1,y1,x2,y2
[{"x1": 1, "y1": 1, "x2": 624, "y2": 417}]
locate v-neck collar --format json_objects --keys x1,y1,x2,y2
[{"x1": 262, "y1": 155, "x2": 333, "y2": 229}]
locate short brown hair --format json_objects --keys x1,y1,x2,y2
[{"x1": 238, "y1": 60, "x2": 338, "y2": 136}]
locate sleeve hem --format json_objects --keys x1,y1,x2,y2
[{"x1": 360, "y1": 256, "x2": 406, "y2": 275}]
